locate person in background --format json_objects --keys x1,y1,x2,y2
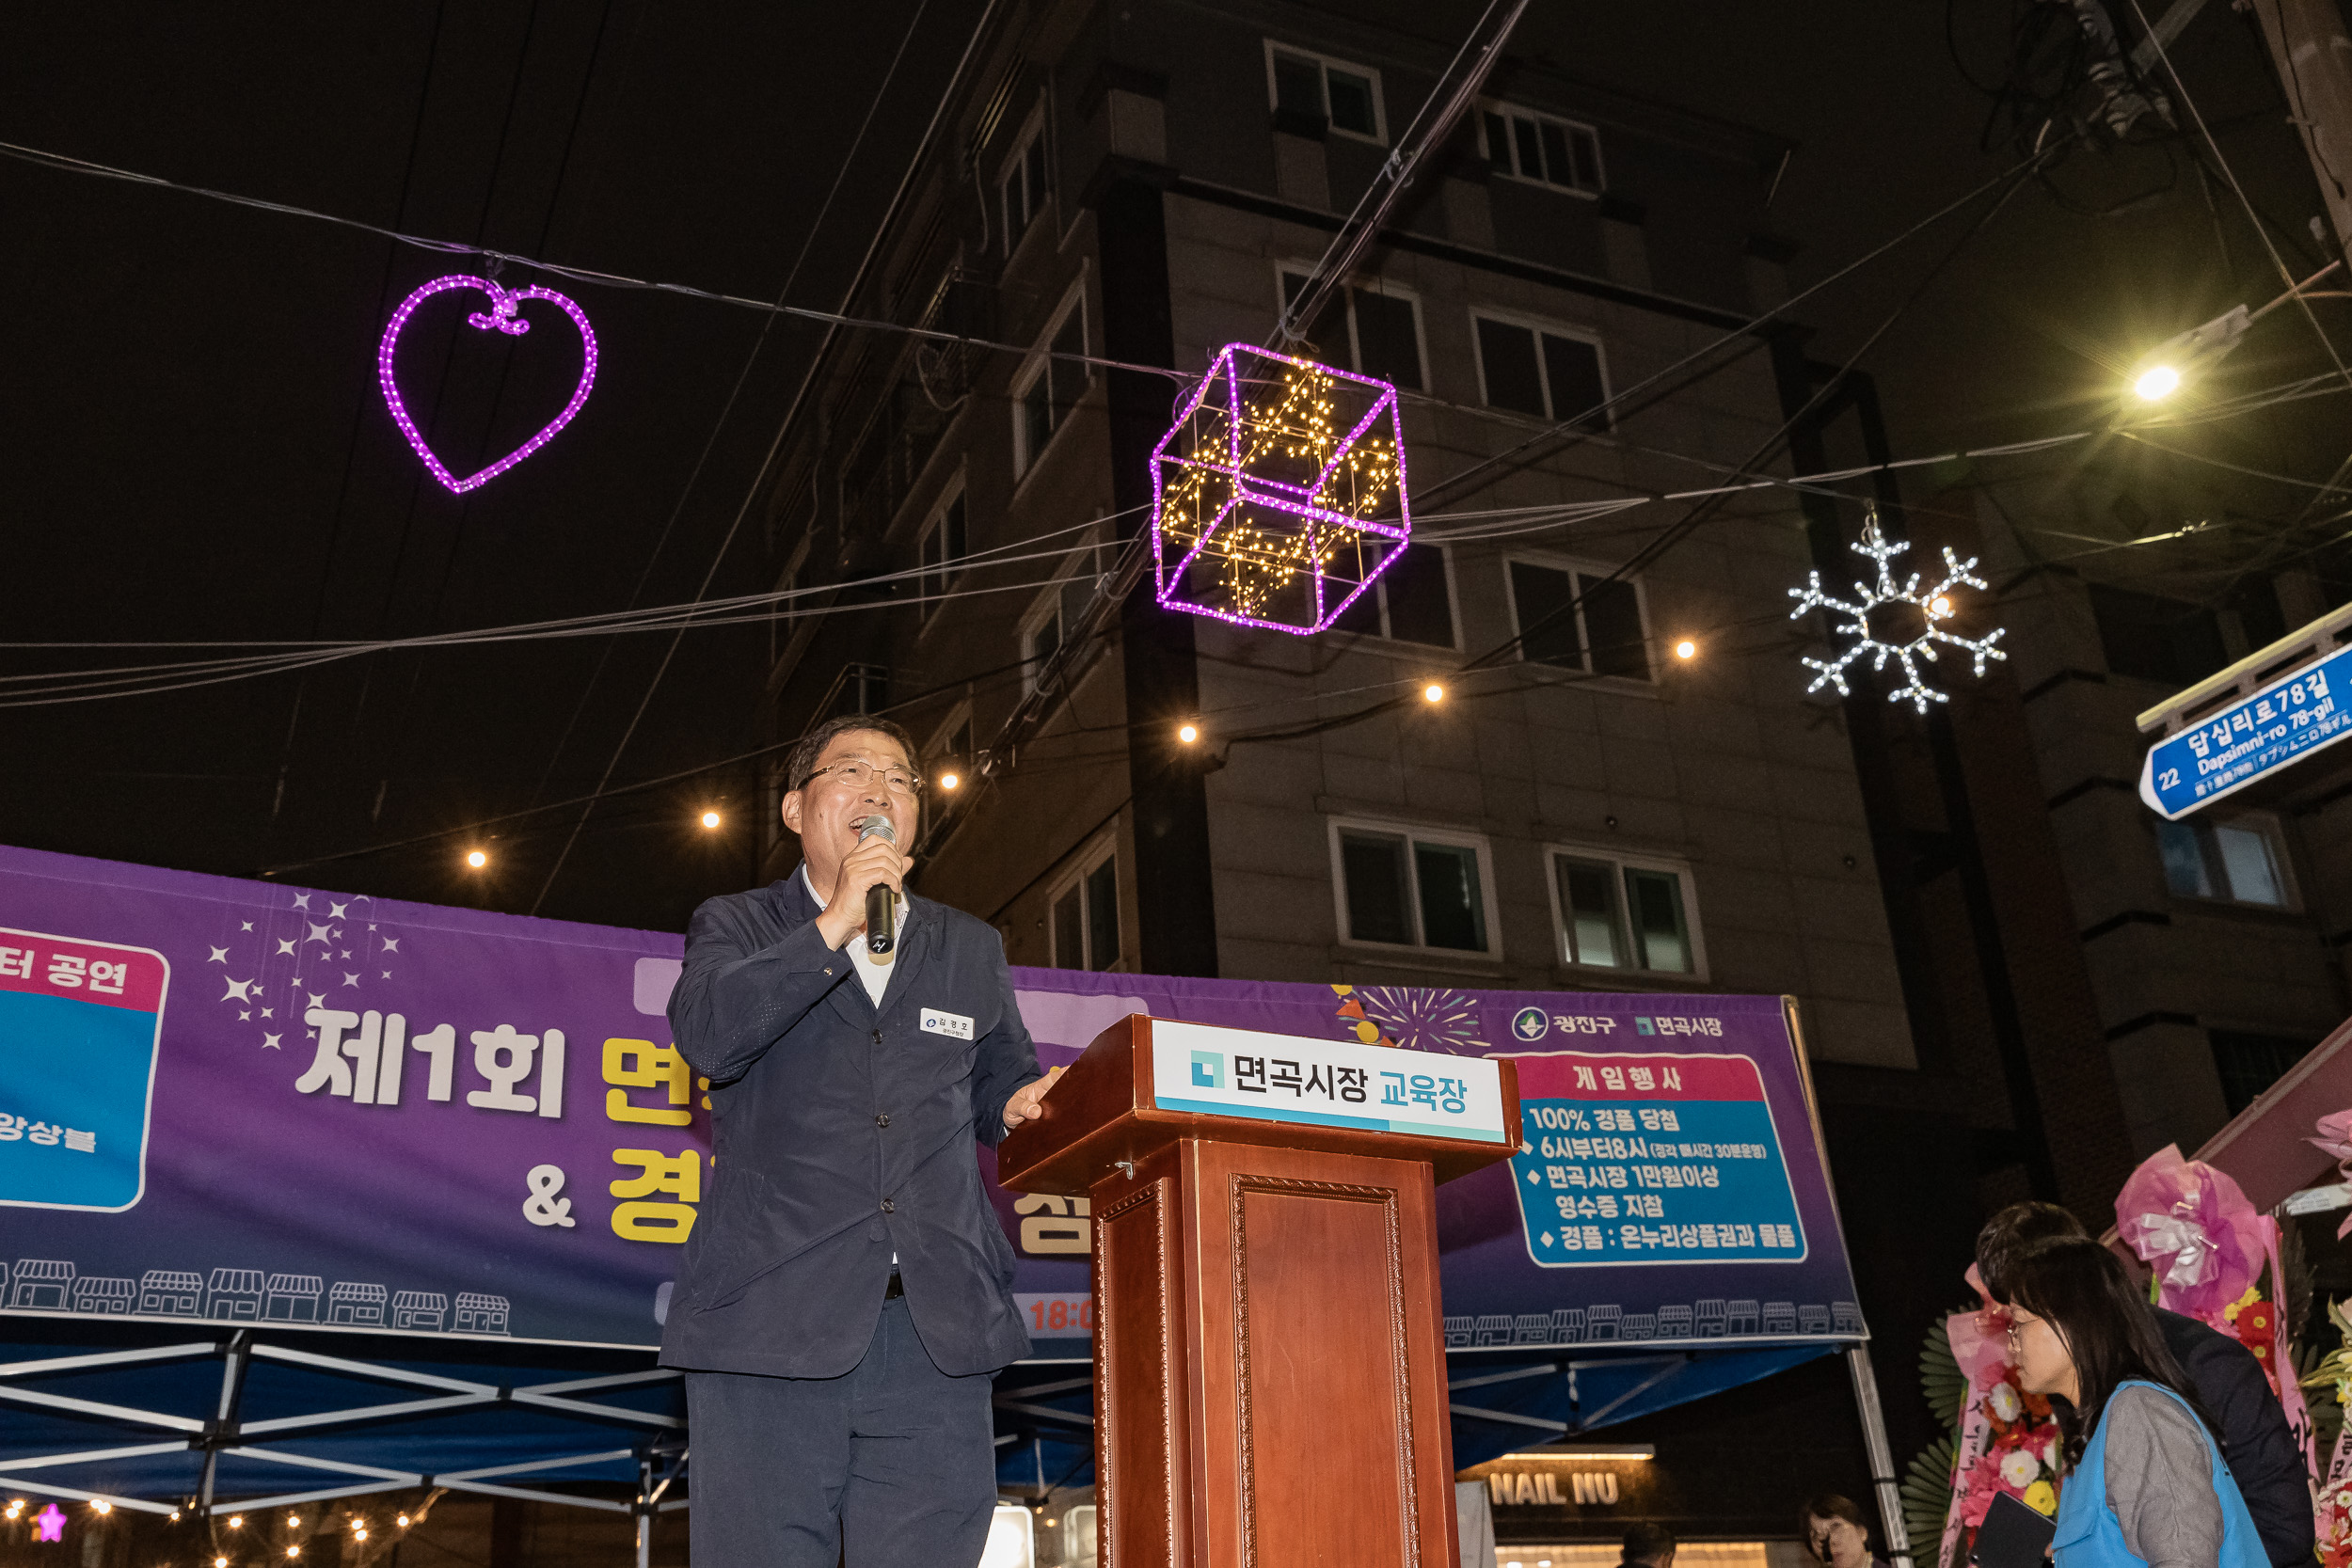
[
  {"x1": 2005, "y1": 1235, "x2": 2266, "y2": 1568},
  {"x1": 1622, "y1": 1521, "x2": 1677, "y2": 1568},
  {"x1": 1975, "y1": 1202, "x2": 2312, "y2": 1568},
  {"x1": 1804, "y1": 1493, "x2": 1891, "y2": 1568}
]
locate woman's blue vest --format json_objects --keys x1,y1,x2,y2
[{"x1": 2051, "y1": 1378, "x2": 2267, "y2": 1568}]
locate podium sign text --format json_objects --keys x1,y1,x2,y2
[{"x1": 1150, "y1": 1018, "x2": 1508, "y2": 1143}]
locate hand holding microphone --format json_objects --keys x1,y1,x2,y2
[
  {"x1": 857, "y1": 816, "x2": 898, "y2": 956},
  {"x1": 815, "y1": 816, "x2": 906, "y2": 954}
]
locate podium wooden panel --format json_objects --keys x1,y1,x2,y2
[{"x1": 997, "y1": 1015, "x2": 1521, "y2": 1568}]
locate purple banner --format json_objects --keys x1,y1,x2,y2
[{"x1": 0, "y1": 847, "x2": 1864, "y2": 1354}]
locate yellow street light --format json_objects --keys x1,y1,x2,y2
[
  {"x1": 699, "y1": 811, "x2": 722, "y2": 830},
  {"x1": 465, "y1": 850, "x2": 487, "y2": 870},
  {"x1": 939, "y1": 771, "x2": 961, "y2": 791},
  {"x1": 1177, "y1": 722, "x2": 1200, "y2": 743},
  {"x1": 1674, "y1": 640, "x2": 1696, "y2": 660},
  {"x1": 1422, "y1": 683, "x2": 1445, "y2": 704}
]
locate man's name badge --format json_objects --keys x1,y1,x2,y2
[{"x1": 921, "y1": 1008, "x2": 974, "y2": 1040}]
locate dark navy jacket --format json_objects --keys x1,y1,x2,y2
[
  {"x1": 657, "y1": 868, "x2": 1040, "y2": 1379},
  {"x1": 2153, "y1": 1307, "x2": 2314, "y2": 1568}
]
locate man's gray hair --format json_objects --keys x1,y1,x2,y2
[{"x1": 781, "y1": 712, "x2": 921, "y2": 793}]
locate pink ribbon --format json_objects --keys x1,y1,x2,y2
[{"x1": 2308, "y1": 1110, "x2": 2352, "y2": 1240}]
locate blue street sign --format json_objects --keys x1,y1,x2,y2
[{"x1": 2139, "y1": 644, "x2": 2352, "y2": 819}]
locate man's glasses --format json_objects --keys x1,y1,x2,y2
[{"x1": 802, "y1": 760, "x2": 923, "y2": 796}]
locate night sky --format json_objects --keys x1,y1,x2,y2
[{"x1": 3, "y1": 1, "x2": 2341, "y2": 933}]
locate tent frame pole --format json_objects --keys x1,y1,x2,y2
[{"x1": 1845, "y1": 1344, "x2": 1914, "y2": 1568}]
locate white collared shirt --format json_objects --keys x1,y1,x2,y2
[{"x1": 803, "y1": 863, "x2": 906, "y2": 1008}]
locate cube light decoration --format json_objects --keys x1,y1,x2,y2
[{"x1": 1151, "y1": 343, "x2": 1410, "y2": 634}]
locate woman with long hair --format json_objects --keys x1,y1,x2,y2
[{"x1": 2005, "y1": 1235, "x2": 2267, "y2": 1568}]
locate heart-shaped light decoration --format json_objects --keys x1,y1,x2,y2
[{"x1": 377, "y1": 274, "x2": 598, "y2": 493}]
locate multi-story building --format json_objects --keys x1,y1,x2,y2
[{"x1": 746, "y1": 0, "x2": 2148, "y2": 1521}]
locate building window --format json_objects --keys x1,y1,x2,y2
[
  {"x1": 2089, "y1": 583, "x2": 2227, "y2": 687},
  {"x1": 1051, "y1": 842, "x2": 1121, "y2": 971},
  {"x1": 1547, "y1": 848, "x2": 1704, "y2": 976},
  {"x1": 2157, "y1": 814, "x2": 2295, "y2": 909},
  {"x1": 1472, "y1": 314, "x2": 1609, "y2": 431},
  {"x1": 1278, "y1": 270, "x2": 1423, "y2": 390},
  {"x1": 1331, "y1": 820, "x2": 1497, "y2": 956},
  {"x1": 2209, "y1": 1028, "x2": 2312, "y2": 1116},
  {"x1": 920, "y1": 490, "x2": 967, "y2": 604},
  {"x1": 1021, "y1": 543, "x2": 1107, "y2": 694},
  {"x1": 1505, "y1": 557, "x2": 1652, "y2": 680},
  {"x1": 1265, "y1": 43, "x2": 1384, "y2": 142},
  {"x1": 1013, "y1": 295, "x2": 1089, "y2": 479},
  {"x1": 1479, "y1": 102, "x2": 1604, "y2": 196},
  {"x1": 1000, "y1": 116, "x2": 1048, "y2": 255},
  {"x1": 1330, "y1": 542, "x2": 1455, "y2": 647}
]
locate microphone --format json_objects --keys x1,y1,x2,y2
[{"x1": 856, "y1": 815, "x2": 898, "y2": 956}]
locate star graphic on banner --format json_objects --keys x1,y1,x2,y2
[
  {"x1": 381, "y1": 970, "x2": 391, "y2": 979},
  {"x1": 208, "y1": 946, "x2": 229, "y2": 963},
  {"x1": 307, "y1": 922, "x2": 333, "y2": 944},
  {"x1": 276, "y1": 939, "x2": 297, "y2": 956},
  {"x1": 261, "y1": 1006, "x2": 274, "y2": 1019},
  {"x1": 262, "y1": 1033, "x2": 280, "y2": 1050},
  {"x1": 239, "y1": 1010, "x2": 250, "y2": 1021},
  {"x1": 307, "y1": 992, "x2": 325, "y2": 1008},
  {"x1": 240, "y1": 921, "x2": 254, "y2": 932},
  {"x1": 381, "y1": 937, "x2": 400, "y2": 953},
  {"x1": 342, "y1": 974, "x2": 359, "y2": 988},
  {"x1": 222, "y1": 977, "x2": 256, "y2": 1002},
  {"x1": 292, "y1": 894, "x2": 310, "y2": 910},
  {"x1": 340, "y1": 949, "x2": 352, "y2": 959},
  {"x1": 328, "y1": 900, "x2": 350, "y2": 918}
]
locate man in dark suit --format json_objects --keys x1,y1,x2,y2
[
  {"x1": 1975, "y1": 1202, "x2": 2313, "y2": 1568},
  {"x1": 660, "y1": 714, "x2": 1056, "y2": 1568}
]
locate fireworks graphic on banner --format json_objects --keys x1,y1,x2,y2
[
  {"x1": 1151, "y1": 343, "x2": 1408, "y2": 634},
  {"x1": 1787, "y1": 510, "x2": 2005, "y2": 715},
  {"x1": 1335, "y1": 985, "x2": 1488, "y2": 1056}
]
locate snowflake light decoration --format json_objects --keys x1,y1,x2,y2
[{"x1": 1787, "y1": 512, "x2": 2006, "y2": 714}]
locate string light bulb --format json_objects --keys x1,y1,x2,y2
[
  {"x1": 229, "y1": 1517, "x2": 244, "y2": 1529},
  {"x1": 1675, "y1": 640, "x2": 1696, "y2": 660},
  {"x1": 216, "y1": 1558, "x2": 230, "y2": 1567},
  {"x1": 287, "y1": 1547, "x2": 301, "y2": 1560},
  {"x1": 938, "y1": 771, "x2": 960, "y2": 791},
  {"x1": 699, "y1": 811, "x2": 721, "y2": 830},
  {"x1": 90, "y1": 1500, "x2": 112, "y2": 1514},
  {"x1": 2133, "y1": 364, "x2": 2181, "y2": 401},
  {"x1": 287, "y1": 1517, "x2": 300, "y2": 1529},
  {"x1": 465, "y1": 850, "x2": 487, "y2": 869},
  {"x1": 396, "y1": 1517, "x2": 410, "y2": 1529}
]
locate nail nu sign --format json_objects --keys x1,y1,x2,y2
[{"x1": 378, "y1": 275, "x2": 598, "y2": 493}]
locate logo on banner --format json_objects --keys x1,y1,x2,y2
[
  {"x1": 1512, "y1": 1007, "x2": 1549, "y2": 1041},
  {"x1": 1189, "y1": 1050, "x2": 1222, "y2": 1088}
]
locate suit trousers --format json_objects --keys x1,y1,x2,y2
[{"x1": 682, "y1": 1295, "x2": 999, "y2": 1568}]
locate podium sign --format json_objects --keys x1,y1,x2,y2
[{"x1": 999, "y1": 1014, "x2": 1519, "y2": 1568}]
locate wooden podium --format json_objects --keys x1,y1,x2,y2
[{"x1": 996, "y1": 1014, "x2": 1521, "y2": 1568}]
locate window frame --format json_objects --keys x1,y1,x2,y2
[
  {"x1": 1541, "y1": 842, "x2": 1709, "y2": 981},
  {"x1": 1010, "y1": 284, "x2": 1091, "y2": 483},
  {"x1": 1501, "y1": 550, "x2": 1658, "y2": 685},
  {"x1": 1467, "y1": 309, "x2": 1613, "y2": 430},
  {"x1": 1273, "y1": 263, "x2": 1430, "y2": 392},
  {"x1": 1327, "y1": 540, "x2": 1462, "y2": 652},
  {"x1": 998, "y1": 105, "x2": 1050, "y2": 258},
  {"x1": 1476, "y1": 98, "x2": 1605, "y2": 197},
  {"x1": 1262, "y1": 40, "x2": 1388, "y2": 146},
  {"x1": 1326, "y1": 816, "x2": 1503, "y2": 961},
  {"x1": 917, "y1": 479, "x2": 968, "y2": 617},
  {"x1": 2156, "y1": 810, "x2": 2301, "y2": 911},
  {"x1": 1047, "y1": 833, "x2": 1124, "y2": 972}
]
